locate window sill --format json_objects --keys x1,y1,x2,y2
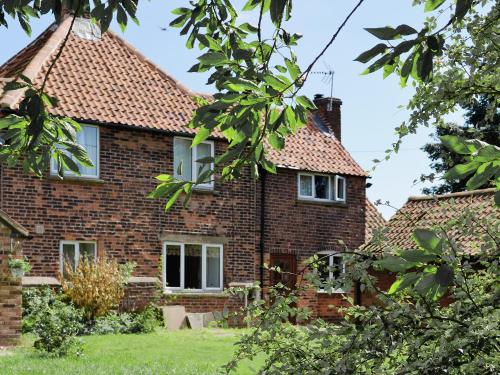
[
  {"x1": 163, "y1": 289, "x2": 226, "y2": 297},
  {"x1": 48, "y1": 175, "x2": 105, "y2": 184},
  {"x1": 192, "y1": 186, "x2": 218, "y2": 195},
  {"x1": 296, "y1": 198, "x2": 347, "y2": 207},
  {"x1": 317, "y1": 289, "x2": 347, "y2": 295}
]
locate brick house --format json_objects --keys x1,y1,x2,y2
[{"x1": 0, "y1": 17, "x2": 380, "y2": 320}]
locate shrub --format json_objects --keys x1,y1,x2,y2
[
  {"x1": 22, "y1": 287, "x2": 58, "y2": 333},
  {"x1": 88, "y1": 305, "x2": 161, "y2": 335},
  {"x1": 62, "y1": 257, "x2": 133, "y2": 320},
  {"x1": 32, "y1": 298, "x2": 84, "y2": 357}
]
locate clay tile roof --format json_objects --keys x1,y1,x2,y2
[
  {"x1": 363, "y1": 188, "x2": 498, "y2": 255},
  {"x1": 365, "y1": 199, "x2": 386, "y2": 242},
  {"x1": 267, "y1": 114, "x2": 367, "y2": 176},
  {"x1": 0, "y1": 18, "x2": 367, "y2": 176}
]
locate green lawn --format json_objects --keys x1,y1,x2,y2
[{"x1": 0, "y1": 329, "x2": 261, "y2": 375}]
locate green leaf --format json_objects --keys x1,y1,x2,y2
[
  {"x1": 394, "y1": 24, "x2": 418, "y2": 36},
  {"x1": 224, "y1": 77, "x2": 260, "y2": 92},
  {"x1": 284, "y1": 58, "x2": 300, "y2": 81},
  {"x1": 365, "y1": 27, "x2": 398, "y2": 40},
  {"x1": 455, "y1": 0, "x2": 473, "y2": 21},
  {"x1": 197, "y1": 52, "x2": 228, "y2": 66},
  {"x1": 413, "y1": 229, "x2": 443, "y2": 255},
  {"x1": 192, "y1": 127, "x2": 210, "y2": 147},
  {"x1": 435, "y1": 264, "x2": 454, "y2": 287},
  {"x1": 388, "y1": 272, "x2": 420, "y2": 294},
  {"x1": 445, "y1": 162, "x2": 480, "y2": 181},
  {"x1": 400, "y1": 250, "x2": 437, "y2": 263},
  {"x1": 424, "y1": 0, "x2": 446, "y2": 12},
  {"x1": 374, "y1": 256, "x2": 417, "y2": 272},
  {"x1": 239, "y1": 22, "x2": 259, "y2": 33},
  {"x1": 270, "y1": 0, "x2": 287, "y2": 27},
  {"x1": 440, "y1": 135, "x2": 477, "y2": 155},
  {"x1": 295, "y1": 95, "x2": 315, "y2": 110},
  {"x1": 264, "y1": 74, "x2": 287, "y2": 91},
  {"x1": 354, "y1": 43, "x2": 388, "y2": 63},
  {"x1": 165, "y1": 189, "x2": 183, "y2": 210},
  {"x1": 268, "y1": 132, "x2": 285, "y2": 150},
  {"x1": 116, "y1": 5, "x2": 128, "y2": 33},
  {"x1": 466, "y1": 162, "x2": 497, "y2": 190}
]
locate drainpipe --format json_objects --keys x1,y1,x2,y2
[
  {"x1": 259, "y1": 169, "x2": 266, "y2": 290},
  {"x1": 355, "y1": 281, "x2": 362, "y2": 306}
]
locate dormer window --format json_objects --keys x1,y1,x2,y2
[
  {"x1": 298, "y1": 173, "x2": 346, "y2": 203},
  {"x1": 173, "y1": 137, "x2": 214, "y2": 190}
]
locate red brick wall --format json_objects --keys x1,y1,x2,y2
[
  {"x1": 0, "y1": 224, "x2": 22, "y2": 346},
  {"x1": 258, "y1": 168, "x2": 367, "y2": 319},
  {"x1": 0, "y1": 125, "x2": 258, "y2": 309}
]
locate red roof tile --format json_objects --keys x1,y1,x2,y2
[
  {"x1": 365, "y1": 199, "x2": 386, "y2": 242},
  {"x1": 363, "y1": 189, "x2": 498, "y2": 255},
  {"x1": 0, "y1": 17, "x2": 367, "y2": 176}
]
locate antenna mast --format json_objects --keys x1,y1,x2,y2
[{"x1": 311, "y1": 63, "x2": 335, "y2": 111}]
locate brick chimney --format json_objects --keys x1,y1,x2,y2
[{"x1": 313, "y1": 94, "x2": 342, "y2": 142}]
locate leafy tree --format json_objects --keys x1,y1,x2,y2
[{"x1": 422, "y1": 96, "x2": 500, "y2": 195}]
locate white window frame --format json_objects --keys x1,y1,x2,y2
[
  {"x1": 297, "y1": 173, "x2": 346, "y2": 202},
  {"x1": 173, "y1": 136, "x2": 214, "y2": 190},
  {"x1": 59, "y1": 240, "x2": 97, "y2": 275},
  {"x1": 50, "y1": 124, "x2": 100, "y2": 179},
  {"x1": 162, "y1": 241, "x2": 223, "y2": 292},
  {"x1": 316, "y1": 251, "x2": 346, "y2": 294},
  {"x1": 334, "y1": 175, "x2": 347, "y2": 202}
]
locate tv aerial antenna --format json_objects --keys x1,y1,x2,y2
[{"x1": 310, "y1": 62, "x2": 335, "y2": 111}]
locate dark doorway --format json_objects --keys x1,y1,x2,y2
[{"x1": 269, "y1": 253, "x2": 297, "y2": 291}]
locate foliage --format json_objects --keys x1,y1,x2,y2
[
  {"x1": 227, "y1": 206, "x2": 500, "y2": 374},
  {"x1": 22, "y1": 286, "x2": 58, "y2": 333},
  {"x1": 7, "y1": 256, "x2": 31, "y2": 272},
  {"x1": 0, "y1": 75, "x2": 94, "y2": 177},
  {"x1": 62, "y1": 257, "x2": 133, "y2": 320},
  {"x1": 360, "y1": 1, "x2": 499, "y2": 171},
  {"x1": 31, "y1": 294, "x2": 84, "y2": 357},
  {"x1": 88, "y1": 305, "x2": 161, "y2": 335},
  {"x1": 422, "y1": 96, "x2": 500, "y2": 195}
]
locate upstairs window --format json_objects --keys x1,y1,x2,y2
[
  {"x1": 317, "y1": 252, "x2": 346, "y2": 293},
  {"x1": 298, "y1": 173, "x2": 346, "y2": 202},
  {"x1": 60, "y1": 241, "x2": 97, "y2": 277},
  {"x1": 173, "y1": 137, "x2": 214, "y2": 189},
  {"x1": 163, "y1": 242, "x2": 223, "y2": 291},
  {"x1": 50, "y1": 125, "x2": 99, "y2": 178}
]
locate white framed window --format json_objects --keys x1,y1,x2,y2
[
  {"x1": 50, "y1": 124, "x2": 100, "y2": 179},
  {"x1": 316, "y1": 252, "x2": 346, "y2": 293},
  {"x1": 163, "y1": 242, "x2": 223, "y2": 292},
  {"x1": 298, "y1": 173, "x2": 347, "y2": 202},
  {"x1": 173, "y1": 137, "x2": 214, "y2": 189},
  {"x1": 59, "y1": 241, "x2": 97, "y2": 277}
]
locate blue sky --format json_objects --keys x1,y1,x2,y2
[{"x1": 0, "y1": 1, "x2": 461, "y2": 218}]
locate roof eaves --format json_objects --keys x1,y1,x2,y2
[
  {"x1": 408, "y1": 188, "x2": 496, "y2": 201},
  {"x1": 0, "y1": 19, "x2": 72, "y2": 108},
  {"x1": 0, "y1": 210, "x2": 29, "y2": 237}
]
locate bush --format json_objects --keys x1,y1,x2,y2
[
  {"x1": 22, "y1": 287, "x2": 58, "y2": 333},
  {"x1": 62, "y1": 257, "x2": 133, "y2": 320},
  {"x1": 32, "y1": 298, "x2": 84, "y2": 357},
  {"x1": 87, "y1": 305, "x2": 161, "y2": 335}
]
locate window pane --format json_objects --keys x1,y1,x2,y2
[
  {"x1": 299, "y1": 175, "x2": 313, "y2": 196},
  {"x1": 331, "y1": 256, "x2": 343, "y2": 280},
  {"x1": 166, "y1": 244, "x2": 181, "y2": 288},
  {"x1": 337, "y1": 177, "x2": 346, "y2": 200},
  {"x1": 78, "y1": 126, "x2": 98, "y2": 177},
  {"x1": 318, "y1": 256, "x2": 330, "y2": 286},
  {"x1": 80, "y1": 242, "x2": 96, "y2": 261},
  {"x1": 62, "y1": 244, "x2": 76, "y2": 277},
  {"x1": 184, "y1": 244, "x2": 202, "y2": 289},
  {"x1": 174, "y1": 138, "x2": 192, "y2": 181},
  {"x1": 195, "y1": 143, "x2": 212, "y2": 183},
  {"x1": 315, "y1": 176, "x2": 329, "y2": 199},
  {"x1": 206, "y1": 246, "x2": 221, "y2": 288}
]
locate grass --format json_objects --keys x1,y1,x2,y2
[{"x1": 0, "y1": 329, "x2": 262, "y2": 375}]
